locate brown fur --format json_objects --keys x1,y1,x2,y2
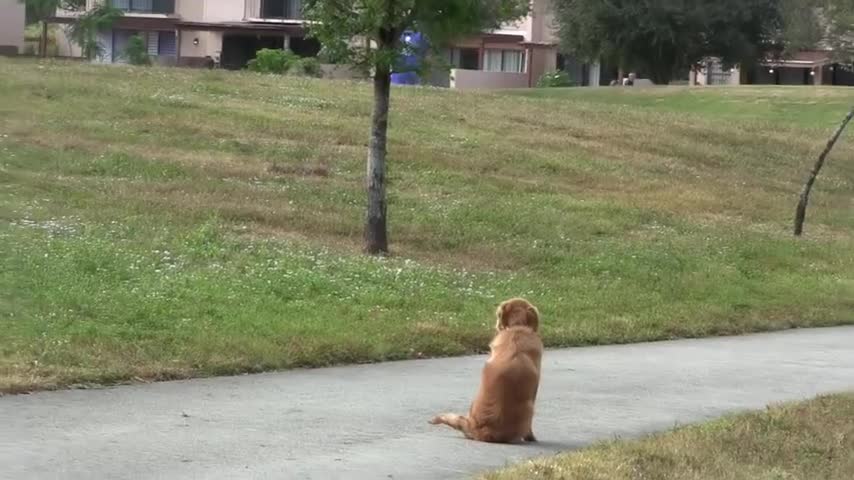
[{"x1": 429, "y1": 298, "x2": 543, "y2": 443}]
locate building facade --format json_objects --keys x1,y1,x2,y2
[
  {"x1": 441, "y1": 0, "x2": 605, "y2": 89},
  {"x1": 51, "y1": 0, "x2": 605, "y2": 89},
  {"x1": 691, "y1": 52, "x2": 854, "y2": 87},
  {"x1": 54, "y1": 0, "x2": 318, "y2": 68}
]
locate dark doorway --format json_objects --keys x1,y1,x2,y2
[
  {"x1": 220, "y1": 34, "x2": 285, "y2": 70},
  {"x1": 289, "y1": 36, "x2": 321, "y2": 57},
  {"x1": 458, "y1": 48, "x2": 479, "y2": 70},
  {"x1": 598, "y1": 62, "x2": 619, "y2": 86},
  {"x1": 556, "y1": 54, "x2": 590, "y2": 86},
  {"x1": 831, "y1": 64, "x2": 854, "y2": 86}
]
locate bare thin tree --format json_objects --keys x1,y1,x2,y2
[{"x1": 794, "y1": 107, "x2": 854, "y2": 236}]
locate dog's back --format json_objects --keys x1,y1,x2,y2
[
  {"x1": 430, "y1": 298, "x2": 544, "y2": 444},
  {"x1": 467, "y1": 326, "x2": 542, "y2": 442}
]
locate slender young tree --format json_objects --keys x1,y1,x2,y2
[
  {"x1": 794, "y1": 107, "x2": 854, "y2": 236},
  {"x1": 66, "y1": 3, "x2": 123, "y2": 60},
  {"x1": 305, "y1": 0, "x2": 528, "y2": 254},
  {"x1": 19, "y1": 0, "x2": 111, "y2": 58},
  {"x1": 18, "y1": 0, "x2": 71, "y2": 57}
]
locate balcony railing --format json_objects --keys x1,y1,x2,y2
[{"x1": 110, "y1": 0, "x2": 175, "y2": 15}]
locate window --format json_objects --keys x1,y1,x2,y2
[
  {"x1": 157, "y1": 31, "x2": 176, "y2": 56},
  {"x1": 260, "y1": 0, "x2": 303, "y2": 19},
  {"x1": 285, "y1": 0, "x2": 302, "y2": 19},
  {"x1": 113, "y1": 30, "x2": 176, "y2": 62},
  {"x1": 448, "y1": 48, "x2": 479, "y2": 70},
  {"x1": 111, "y1": 0, "x2": 174, "y2": 14},
  {"x1": 483, "y1": 49, "x2": 525, "y2": 73},
  {"x1": 145, "y1": 31, "x2": 177, "y2": 57}
]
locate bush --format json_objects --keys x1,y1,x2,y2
[
  {"x1": 248, "y1": 48, "x2": 298, "y2": 74},
  {"x1": 124, "y1": 34, "x2": 151, "y2": 66},
  {"x1": 316, "y1": 46, "x2": 338, "y2": 64},
  {"x1": 537, "y1": 70, "x2": 577, "y2": 88},
  {"x1": 295, "y1": 57, "x2": 323, "y2": 77}
]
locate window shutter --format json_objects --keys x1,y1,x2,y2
[
  {"x1": 158, "y1": 32, "x2": 177, "y2": 56},
  {"x1": 147, "y1": 32, "x2": 159, "y2": 56}
]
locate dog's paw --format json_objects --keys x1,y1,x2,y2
[{"x1": 428, "y1": 416, "x2": 442, "y2": 425}]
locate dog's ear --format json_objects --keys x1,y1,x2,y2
[
  {"x1": 526, "y1": 305, "x2": 540, "y2": 332},
  {"x1": 495, "y1": 301, "x2": 510, "y2": 331}
]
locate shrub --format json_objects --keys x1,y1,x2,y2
[
  {"x1": 295, "y1": 57, "x2": 323, "y2": 77},
  {"x1": 537, "y1": 70, "x2": 577, "y2": 88},
  {"x1": 248, "y1": 48, "x2": 298, "y2": 74},
  {"x1": 124, "y1": 34, "x2": 151, "y2": 66},
  {"x1": 316, "y1": 46, "x2": 338, "y2": 64}
]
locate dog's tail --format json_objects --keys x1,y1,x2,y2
[{"x1": 429, "y1": 413, "x2": 475, "y2": 439}]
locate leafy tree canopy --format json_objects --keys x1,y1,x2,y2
[{"x1": 553, "y1": 0, "x2": 783, "y2": 83}]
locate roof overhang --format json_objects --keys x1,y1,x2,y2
[
  {"x1": 478, "y1": 33, "x2": 525, "y2": 44},
  {"x1": 520, "y1": 41, "x2": 558, "y2": 48},
  {"x1": 50, "y1": 15, "x2": 179, "y2": 31},
  {"x1": 177, "y1": 21, "x2": 306, "y2": 35},
  {"x1": 49, "y1": 16, "x2": 307, "y2": 35},
  {"x1": 762, "y1": 50, "x2": 833, "y2": 68}
]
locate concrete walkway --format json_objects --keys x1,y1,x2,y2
[{"x1": 2, "y1": 326, "x2": 853, "y2": 480}]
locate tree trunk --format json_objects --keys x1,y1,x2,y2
[
  {"x1": 41, "y1": 21, "x2": 49, "y2": 58},
  {"x1": 364, "y1": 64, "x2": 391, "y2": 254},
  {"x1": 794, "y1": 107, "x2": 854, "y2": 236}
]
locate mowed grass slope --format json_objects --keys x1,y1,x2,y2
[
  {"x1": 1, "y1": 58, "x2": 853, "y2": 392},
  {"x1": 483, "y1": 393, "x2": 854, "y2": 480}
]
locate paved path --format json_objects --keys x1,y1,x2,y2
[{"x1": 2, "y1": 326, "x2": 853, "y2": 480}]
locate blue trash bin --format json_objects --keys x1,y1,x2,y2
[{"x1": 391, "y1": 32, "x2": 427, "y2": 85}]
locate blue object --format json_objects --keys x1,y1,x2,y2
[{"x1": 391, "y1": 31, "x2": 427, "y2": 85}]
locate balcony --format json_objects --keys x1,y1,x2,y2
[
  {"x1": 110, "y1": 0, "x2": 175, "y2": 15},
  {"x1": 245, "y1": 0, "x2": 303, "y2": 21}
]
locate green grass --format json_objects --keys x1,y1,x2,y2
[
  {"x1": 483, "y1": 393, "x2": 854, "y2": 480},
  {"x1": 2, "y1": 58, "x2": 854, "y2": 392}
]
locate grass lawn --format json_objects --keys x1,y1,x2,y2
[
  {"x1": 483, "y1": 392, "x2": 854, "y2": 480},
  {"x1": 1, "y1": 58, "x2": 853, "y2": 393}
]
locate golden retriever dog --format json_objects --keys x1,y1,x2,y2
[{"x1": 429, "y1": 298, "x2": 543, "y2": 443}]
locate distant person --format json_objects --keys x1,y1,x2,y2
[{"x1": 623, "y1": 72, "x2": 636, "y2": 86}]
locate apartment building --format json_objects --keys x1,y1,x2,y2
[
  {"x1": 440, "y1": 0, "x2": 604, "y2": 88},
  {"x1": 692, "y1": 51, "x2": 854, "y2": 87},
  {"x1": 54, "y1": 0, "x2": 318, "y2": 68},
  {"x1": 51, "y1": 0, "x2": 605, "y2": 89}
]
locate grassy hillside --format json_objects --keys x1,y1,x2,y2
[{"x1": 1, "y1": 58, "x2": 853, "y2": 392}]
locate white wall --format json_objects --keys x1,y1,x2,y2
[
  {"x1": 95, "y1": 31, "x2": 113, "y2": 63},
  {"x1": 203, "y1": 0, "x2": 245, "y2": 22},
  {"x1": 0, "y1": 0, "x2": 25, "y2": 54},
  {"x1": 55, "y1": 26, "x2": 81, "y2": 57},
  {"x1": 177, "y1": 0, "x2": 205, "y2": 20},
  {"x1": 689, "y1": 59, "x2": 741, "y2": 86},
  {"x1": 450, "y1": 69, "x2": 528, "y2": 89},
  {"x1": 588, "y1": 63, "x2": 601, "y2": 87}
]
